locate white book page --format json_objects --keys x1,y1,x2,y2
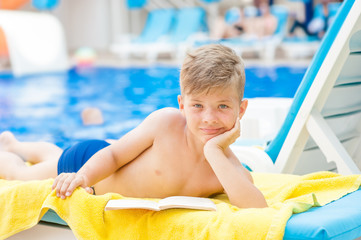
[
  {"x1": 158, "y1": 196, "x2": 217, "y2": 211},
  {"x1": 105, "y1": 199, "x2": 159, "y2": 211}
]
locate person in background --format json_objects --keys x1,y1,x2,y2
[
  {"x1": 289, "y1": 0, "x2": 342, "y2": 39},
  {"x1": 211, "y1": 0, "x2": 277, "y2": 40}
]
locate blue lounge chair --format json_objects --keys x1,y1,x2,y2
[
  {"x1": 111, "y1": 7, "x2": 207, "y2": 61},
  {"x1": 110, "y1": 8, "x2": 176, "y2": 59},
  {"x1": 146, "y1": 7, "x2": 208, "y2": 61},
  {"x1": 232, "y1": 0, "x2": 361, "y2": 175},
  {"x1": 133, "y1": 8, "x2": 176, "y2": 44}
]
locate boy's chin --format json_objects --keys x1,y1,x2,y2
[{"x1": 201, "y1": 135, "x2": 217, "y2": 144}]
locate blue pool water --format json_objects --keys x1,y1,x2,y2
[{"x1": 0, "y1": 65, "x2": 306, "y2": 148}]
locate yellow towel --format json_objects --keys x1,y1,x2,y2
[{"x1": 1, "y1": 171, "x2": 361, "y2": 240}]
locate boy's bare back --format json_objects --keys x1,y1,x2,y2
[{"x1": 94, "y1": 108, "x2": 224, "y2": 198}]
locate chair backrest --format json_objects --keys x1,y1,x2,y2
[
  {"x1": 313, "y1": 2, "x2": 341, "y2": 19},
  {"x1": 270, "y1": 5, "x2": 289, "y2": 37},
  {"x1": 169, "y1": 7, "x2": 207, "y2": 43},
  {"x1": 265, "y1": 0, "x2": 361, "y2": 174},
  {"x1": 134, "y1": 8, "x2": 175, "y2": 44},
  {"x1": 328, "y1": 2, "x2": 342, "y2": 17},
  {"x1": 313, "y1": 4, "x2": 325, "y2": 19}
]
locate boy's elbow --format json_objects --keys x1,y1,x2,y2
[
  {"x1": 231, "y1": 197, "x2": 268, "y2": 209},
  {"x1": 240, "y1": 165, "x2": 253, "y2": 183},
  {"x1": 251, "y1": 197, "x2": 268, "y2": 208},
  {"x1": 230, "y1": 190, "x2": 268, "y2": 209}
]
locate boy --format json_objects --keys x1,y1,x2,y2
[{"x1": 0, "y1": 44, "x2": 267, "y2": 208}]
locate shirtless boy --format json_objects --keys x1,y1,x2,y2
[{"x1": 0, "y1": 44, "x2": 267, "y2": 208}]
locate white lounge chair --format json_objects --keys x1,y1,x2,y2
[{"x1": 232, "y1": 0, "x2": 361, "y2": 175}]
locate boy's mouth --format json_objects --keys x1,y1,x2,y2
[{"x1": 200, "y1": 128, "x2": 222, "y2": 135}]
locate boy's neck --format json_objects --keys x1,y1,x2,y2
[{"x1": 184, "y1": 126, "x2": 207, "y2": 162}]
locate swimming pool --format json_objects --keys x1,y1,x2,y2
[{"x1": 0, "y1": 65, "x2": 306, "y2": 148}]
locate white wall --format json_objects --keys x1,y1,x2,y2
[
  {"x1": 53, "y1": 0, "x2": 112, "y2": 51},
  {"x1": 51, "y1": 0, "x2": 149, "y2": 52}
]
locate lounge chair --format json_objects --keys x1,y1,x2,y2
[
  {"x1": 145, "y1": 7, "x2": 208, "y2": 61},
  {"x1": 111, "y1": 6, "x2": 207, "y2": 61},
  {"x1": 232, "y1": 0, "x2": 361, "y2": 175},
  {"x1": 0, "y1": 10, "x2": 69, "y2": 76},
  {"x1": 230, "y1": 1, "x2": 361, "y2": 239},
  {"x1": 110, "y1": 8, "x2": 176, "y2": 60}
]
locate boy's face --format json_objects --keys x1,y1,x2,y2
[{"x1": 178, "y1": 86, "x2": 248, "y2": 144}]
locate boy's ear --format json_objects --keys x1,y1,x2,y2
[
  {"x1": 239, "y1": 99, "x2": 248, "y2": 119},
  {"x1": 178, "y1": 95, "x2": 185, "y2": 113}
]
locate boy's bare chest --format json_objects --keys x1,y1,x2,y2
[
  {"x1": 143, "y1": 142, "x2": 223, "y2": 196},
  {"x1": 109, "y1": 142, "x2": 223, "y2": 198}
]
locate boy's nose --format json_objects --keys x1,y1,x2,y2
[{"x1": 202, "y1": 108, "x2": 218, "y2": 124}]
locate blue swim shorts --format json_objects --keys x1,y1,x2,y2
[{"x1": 57, "y1": 140, "x2": 110, "y2": 175}]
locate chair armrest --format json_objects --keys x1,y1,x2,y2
[{"x1": 230, "y1": 145, "x2": 277, "y2": 173}]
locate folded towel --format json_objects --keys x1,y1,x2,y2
[{"x1": 1, "y1": 171, "x2": 361, "y2": 240}]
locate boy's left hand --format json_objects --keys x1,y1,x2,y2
[{"x1": 204, "y1": 117, "x2": 240, "y2": 151}]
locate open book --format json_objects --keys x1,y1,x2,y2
[{"x1": 105, "y1": 196, "x2": 217, "y2": 211}]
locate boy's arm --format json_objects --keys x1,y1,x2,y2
[
  {"x1": 203, "y1": 119, "x2": 268, "y2": 208},
  {"x1": 52, "y1": 109, "x2": 165, "y2": 199}
]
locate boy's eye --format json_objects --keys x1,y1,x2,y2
[
  {"x1": 219, "y1": 104, "x2": 229, "y2": 109},
  {"x1": 193, "y1": 104, "x2": 203, "y2": 108}
]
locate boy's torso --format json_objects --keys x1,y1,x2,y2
[{"x1": 94, "y1": 111, "x2": 224, "y2": 198}]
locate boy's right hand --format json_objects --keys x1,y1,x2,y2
[
  {"x1": 204, "y1": 117, "x2": 241, "y2": 152},
  {"x1": 52, "y1": 173, "x2": 93, "y2": 199}
]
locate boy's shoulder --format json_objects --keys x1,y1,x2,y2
[
  {"x1": 154, "y1": 107, "x2": 181, "y2": 115},
  {"x1": 148, "y1": 107, "x2": 185, "y2": 127},
  {"x1": 152, "y1": 107, "x2": 183, "y2": 120}
]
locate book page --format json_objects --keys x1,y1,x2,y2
[
  {"x1": 105, "y1": 199, "x2": 160, "y2": 211},
  {"x1": 158, "y1": 196, "x2": 217, "y2": 211}
]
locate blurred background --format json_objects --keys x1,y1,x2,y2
[{"x1": 0, "y1": 0, "x2": 342, "y2": 65}]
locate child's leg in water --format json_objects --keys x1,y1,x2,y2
[{"x1": 0, "y1": 131, "x2": 61, "y2": 180}]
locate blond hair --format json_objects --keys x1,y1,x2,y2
[{"x1": 180, "y1": 44, "x2": 245, "y2": 100}]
